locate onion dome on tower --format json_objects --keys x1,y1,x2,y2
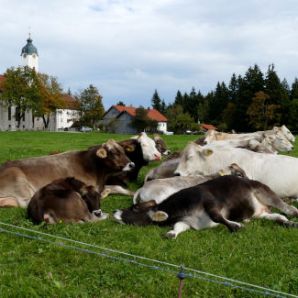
[{"x1": 21, "y1": 33, "x2": 39, "y2": 71}]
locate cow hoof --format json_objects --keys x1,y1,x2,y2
[
  {"x1": 229, "y1": 222, "x2": 243, "y2": 232},
  {"x1": 166, "y1": 231, "x2": 177, "y2": 239}
]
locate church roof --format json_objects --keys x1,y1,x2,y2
[{"x1": 21, "y1": 36, "x2": 38, "y2": 56}]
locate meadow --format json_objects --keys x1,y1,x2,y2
[{"x1": 0, "y1": 131, "x2": 297, "y2": 298}]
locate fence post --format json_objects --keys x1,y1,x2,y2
[{"x1": 177, "y1": 265, "x2": 186, "y2": 298}]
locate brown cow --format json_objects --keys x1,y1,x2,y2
[
  {"x1": 0, "y1": 139, "x2": 134, "y2": 208},
  {"x1": 27, "y1": 177, "x2": 107, "y2": 224}
]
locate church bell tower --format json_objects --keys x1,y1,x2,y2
[{"x1": 21, "y1": 33, "x2": 39, "y2": 72}]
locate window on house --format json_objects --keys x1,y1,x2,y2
[{"x1": 8, "y1": 106, "x2": 11, "y2": 121}]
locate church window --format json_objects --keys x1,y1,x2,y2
[{"x1": 8, "y1": 106, "x2": 11, "y2": 120}]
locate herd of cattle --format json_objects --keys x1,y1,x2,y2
[{"x1": 0, "y1": 128, "x2": 298, "y2": 239}]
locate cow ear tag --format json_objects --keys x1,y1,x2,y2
[
  {"x1": 202, "y1": 149, "x2": 213, "y2": 156},
  {"x1": 218, "y1": 170, "x2": 225, "y2": 176},
  {"x1": 97, "y1": 148, "x2": 107, "y2": 158},
  {"x1": 149, "y1": 211, "x2": 168, "y2": 222}
]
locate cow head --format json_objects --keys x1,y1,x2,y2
[
  {"x1": 153, "y1": 134, "x2": 171, "y2": 156},
  {"x1": 174, "y1": 142, "x2": 213, "y2": 176},
  {"x1": 96, "y1": 139, "x2": 135, "y2": 172},
  {"x1": 274, "y1": 125, "x2": 295, "y2": 143},
  {"x1": 113, "y1": 200, "x2": 168, "y2": 226},
  {"x1": 63, "y1": 177, "x2": 106, "y2": 216},
  {"x1": 265, "y1": 133, "x2": 293, "y2": 153},
  {"x1": 132, "y1": 132, "x2": 161, "y2": 161},
  {"x1": 218, "y1": 163, "x2": 247, "y2": 178}
]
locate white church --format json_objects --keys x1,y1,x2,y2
[{"x1": 0, "y1": 35, "x2": 80, "y2": 131}]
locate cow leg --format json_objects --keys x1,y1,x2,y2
[
  {"x1": 256, "y1": 211, "x2": 298, "y2": 228},
  {"x1": 0, "y1": 197, "x2": 19, "y2": 208},
  {"x1": 207, "y1": 209, "x2": 243, "y2": 232},
  {"x1": 254, "y1": 188, "x2": 298, "y2": 217},
  {"x1": 166, "y1": 221, "x2": 190, "y2": 239}
]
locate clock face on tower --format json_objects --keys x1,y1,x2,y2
[
  {"x1": 32, "y1": 54, "x2": 36, "y2": 58},
  {"x1": 23, "y1": 54, "x2": 27, "y2": 58}
]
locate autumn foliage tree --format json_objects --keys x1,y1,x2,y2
[
  {"x1": 35, "y1": 73, "x2": 65, "y2": 128},
  {"x1": 0, "y1": 66, "x2": 64, "y2": 128},
  {"x1": 247, "y1": 91, "x2": 280, "y2": 130}
]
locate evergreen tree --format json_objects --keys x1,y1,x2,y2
[
  {"x1": 234, "y1": 65, "x2": 265, "y2": 131},
  {"x1": 160, "y1": 99, "x2": 166, "y2": 114},
  {"x1": 151, "y1": 89, "x2": 162, "y2": 111},
  {"x1": 174, "y1": 90, "x2": 183, "y2": 106},
  {"x1": 116, "y1": 100, "x2": 125, "y2": 106},
  {"x1": 290, "y1": 78, "x2": 298, "y2": 100}
]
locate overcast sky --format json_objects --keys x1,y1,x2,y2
[{"x1": 1, "y1": 0, "x2": 298, "y2": 108}]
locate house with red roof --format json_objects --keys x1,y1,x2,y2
[{"x1": 102, "y1": 105, "x2": 168, "y2": 134}]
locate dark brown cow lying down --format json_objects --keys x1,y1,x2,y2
[
  {"x1": 27, "y1": 177, "x2": 107, "y2": 224},
  {"x1": 0, "y1": 139, "x2": 134, "y2": 208},
  {"x1": 114, "y1": 175, "x2": 298, "y2": 239}
]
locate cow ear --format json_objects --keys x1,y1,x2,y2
[
  {"x1": 201, "y1": 148, "x2": 213, "y2": 157},
  {"x1": 97, "y1": 148, "x2": 107, "y2": 158},
  {"x1": 148, "y1": 211, "x2": 168, "y2": 222},
  {"x1": 273, "y1": 126, "x2": 280, "y2": 133},
  {"x1": 125, "y1": 144, "x2": 135, "y2": 152}
]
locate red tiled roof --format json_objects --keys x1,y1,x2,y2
[
  {"x1": 201, "y1": 123, "x2": 217, "y2": 131},
  {"x1": 113, "y1": 105, "x2": 136, "y2": 117},
  {"x1": 113, "y1": 105, "x2": 167, "y2": 122},
  {"x1": 147, "y1": 109, "x2": 167, "y2": 122}
]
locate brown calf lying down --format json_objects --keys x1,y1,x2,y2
[
  {"x1": 0, "y1": 139, "x2": 134, "y2": 208},
  {"x1": 27, "y1": 177, "x2": 107, "y2": 224},
  {"x1": 114, "y1": 175, "x2": 298, "y2": 239}
]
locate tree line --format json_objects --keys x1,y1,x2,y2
[
  {"x1": 2, "y1": 64, "x2": 298, "y2": 133},
  {"x1": 151, "y1": 64, "x2": 298, "y2": 133}
]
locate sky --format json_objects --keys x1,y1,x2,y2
[{"x1": 1, "y1": 0, "x2": 298, "y2": 109}]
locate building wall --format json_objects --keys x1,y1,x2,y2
[
  {"x1": 0, "y1": 102, "x2": 80, "y2": 131},
  {"x1": 102, "y1": 108, "x2": 120, "y2": 128},
  {"x1": 22, "y1": 55, "x2": 39, "y2": 72},
  {"x1": 54, "y1": 109, "x2": 80, "y2": 131},
  {"x1": 0, "y1": 102, "x2": 34, "y2": 131},
  {"x1": 113, "y1": 113, "x2": 137, "y2": 134},
  {"x1": 157, "y1": 121, "x2": 167, "y2": 133}
]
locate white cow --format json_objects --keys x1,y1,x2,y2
[
  {"x1": 174, "y1": 142, "x2": 298, "y2": 198},
  {"x1": 205, "y1": 125, "x2": 295, "y2": 147},
  {"x1": 134, "y1": 163, "x2": 247, "y2": 204}
]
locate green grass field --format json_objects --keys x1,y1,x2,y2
[{"x1": 0, "y1": 132, "x2": 297, "y2": 298}]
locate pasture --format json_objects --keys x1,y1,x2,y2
[{"x1": 0, "y1": 131, "x2": 297, "y2": 298}]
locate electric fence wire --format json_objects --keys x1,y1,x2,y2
[{"x1": 0, "y1": 221, "x2": 297, "y2": 298}]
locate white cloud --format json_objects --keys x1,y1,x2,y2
[{"x1": 1, "y1": 0, "x2": 298, "y2": 108}]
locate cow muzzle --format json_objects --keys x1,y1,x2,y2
[
  {"x1": 123, "y1": 162, "x2": 135, "y2": 171},
  {"x1": 113, "y1": 210, "x2": 124, "y2": 224}
]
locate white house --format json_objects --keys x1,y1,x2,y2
[{"x1": 0, "y1": 34, "x2": 80, "y2": 131}]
